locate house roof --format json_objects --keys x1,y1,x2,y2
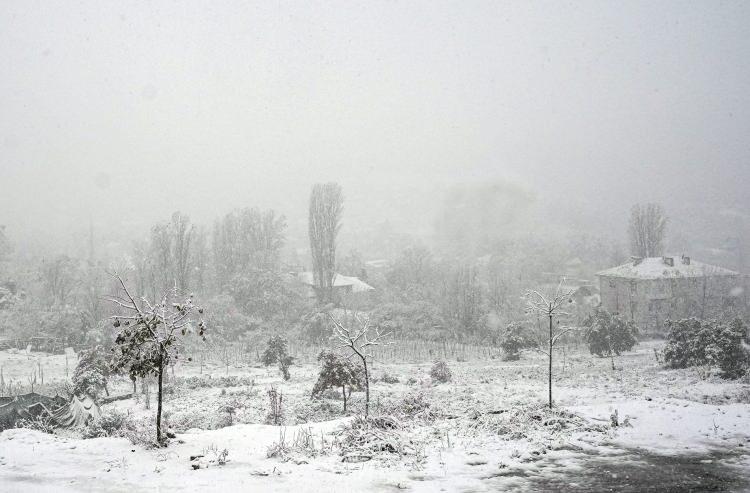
[
  {"x1": 596, "y1": 256, "x2": 739, "y2": 280},
  {"x1": 298, "y1": 272, "x2": 375, "y2": 292},
  {"x1": 539, "y1": 282, "x2": 597, "y2": 295}
]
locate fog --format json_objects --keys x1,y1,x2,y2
[
  {"x1": 3, "y1": 3, "x2": 750, "y2": 489},
  {"x1": 1, "y1": 1, "x2": 749, "y2": 260}
]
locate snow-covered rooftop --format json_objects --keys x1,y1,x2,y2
[
  {"x1": 298, "y1": 272, "x2": 375, "y2": 292},
  {"x1": 596, "y1": 256, "x2": 739, "y2": 280}
]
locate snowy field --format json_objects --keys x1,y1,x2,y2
[{"x1": 1, "y1": 341, "x2": 750, "y2": 492}]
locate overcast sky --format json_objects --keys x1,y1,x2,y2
[{"x1": 1, "y1": 1, "x2": 749, "y2": 252}]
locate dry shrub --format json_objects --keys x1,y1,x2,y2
[
  {"x1": 265, "y1": 387, "x2": 284, "y2": 425},
  {"x1": 82, "y1": 409, "x2": 129, "y2": 438},
  {"x1": 293, "y1": 399, "x2": 340, "y2": 424},
  {"x1": 176, "y1": 375, "x2": 255, "y2": 390},
  {"x1": 335, "y1": 415, "x2": 407, "y2": 458},
  {"x1": 461, "y1": 402, "x2": 604, "y2": 441},
  {"x1": 429, "y1": 361, "x2": 452, "y2": 383},
  {"x1": 377, "y1": 372, "x2": 400, "y2": 384},
  {"x1": 266, "y1": 428, "x2": 290, "y2": 459},
  {"x1": 18, "y1": 414, "x2": 56, "y2": 434},
  {"x1": 168, "y1": 409, "x2": 222, "y2": 432},
  {"x1": 267, "y1": 426, "x2": 331, "y2": 460},
  {"x1": 118, "y1": 415, "x2": 162, "y2": 448},
  {"x1": 381, "y1": 392, "x2": 437, "y2": 422}
]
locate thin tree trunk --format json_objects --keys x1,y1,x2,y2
[
  {"x1": 157, "y1": 355, "x2": 164, "y2": 445},
  {"x1": 548, "y1": 313, "x2": 553, "y2": 409},
  {"x1": 342, "y1": 385, "x2": 347, "y2": 412},
  {"x1": 362, "y1": 355, "x2": 370, "y2": 417}
]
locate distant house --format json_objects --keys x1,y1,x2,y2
[
  {"x1": 596, "y1": 255, "x2": 744, "y2": 335},
  {"x1": 364, "y1": 259, "x2": 389, "y2": 271},
  {"x1": 297, "y1": 271, "x2": 374, "y2": 305}
]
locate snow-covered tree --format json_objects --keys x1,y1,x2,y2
[
  {"x1": 330, "y1": 313, "x2": 391, "y2": 417},
  {"x1": 308, "y1": 182, "x2": 343, "y2": 304},
  {"x1": 525, "y1": 283, "x2": 576, "y2": 409},
  {"x1": 311, "y1": 350, "x2": 363, "y2": 412},
  {"x1": 107, "y1": 274, "x2": 206, "y2": 445},
  {"x1": 261, "y1": 335, "x2": 294, "y2": 380},
  {"x1": 583, "y1": 309, "x2": 638, "y2": 369},
  {"x1": 499, "y1": 322, "x2": 535, "y2": 361},
  {"x1": 72, "y1": 345, "x2": 112, "y2": 399},
  {"x1": 628, "y1": 203, "x2": 667, "y2": 258}
]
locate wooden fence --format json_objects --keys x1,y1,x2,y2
[{"x1": 180, "y1": 338, "x2": 502, "y2": 367}]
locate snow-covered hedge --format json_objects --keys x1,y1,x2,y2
[{"x1": 663, "y1": 318, "x2": 748, "y2": 378}]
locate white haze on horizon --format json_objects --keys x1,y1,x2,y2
[{"x1": 1, "y1": 1, "x2": 749, "y2": 258}]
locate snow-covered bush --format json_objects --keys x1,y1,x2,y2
[
  {"x1": 369, "y1": 301, "x2": 447, "y2": 341},
  {"x1": 663, "y1": 318, "x2": 748, "y2": 378},
  {"x1": 311, "y1": 350, "x2": 363, "y2": 412},
  {"x1": 386, "y1": 391, "x2": 432, "y2": 419},
  {"x1": 663, "y1": 318, "x2": 708, "y2": 368},
  {"x1": 168, "y1": 409, "x2": 219, "y2": 432},
  {"x1": 81, "y1": 409, "x2": 163, "y2": 448},
  {"x1": 299, "y1": 310, "x2": 331, "y2": 344},
  {"x1": 261, "y1": 335, "x2": 294, "y2": 380},
  {"x1": 202, "y1": 443, "x2": 230, "y2": 466},
  {"x1": 18, "y1": 414, "x2": 56, "y2": 434},
  {"x1": 217, "y1": 397, "x2": 243, "y2": 426},
  {"x1": 176, "y1": 375, "x2": 255, "y2": 390},
  {"x1": 120, "y1": 415, "x2": 162, "y2": 449},
  {"x1": 583, "y1": 309, "x2": 638, "y2": 357},
  {"x1": 293, "y1": 399, "x2": 340, "y2": 424},
  {"x1": 82, "y1": 409, "x2": 128, "y2": 438},
  {"x1": 72, "y1": 345, "x2": 111, "y2": 399},
  {"x1": 705, "y1": 319, "x2": 750, "y2": 378},
  {"x1": 429, "y1": 360, "x2": 452, "y2": 383},
  {"x1": 499, "y1": 322, "x2": 535, "y2": 361},
  {"x1": 376, "y1": 372, "x2": 400, "y2": 384}
]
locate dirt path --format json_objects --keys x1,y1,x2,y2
[{"x1": 487, "y1": 446, "x2": 750, "y2": 492}]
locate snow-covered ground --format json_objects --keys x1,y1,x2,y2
[{"x1": 1, "y1": 341, "x2": 749, "y2": 492}]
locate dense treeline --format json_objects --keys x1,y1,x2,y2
[{"x1": 0, "y1": 192, "x2": 639, "y2": 350}]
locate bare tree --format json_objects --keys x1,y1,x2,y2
[
  {"x1": 139, "y1": 212, "x2": 198, "y2": 297},
  {"x1": 309, "y1": 183, "x2": 343, "y2": 304},
  {"x1": 525, "y1": 282, "x2": 576, "y2": 409},
  {"x1": 487, "y1": 265, "x2": 511, "y2": 315},
  {"x1": 170, "y1": 212, "x2": 194, "y2": 295},
  {"x1": 150, "y1": 222, "x2": 173, "y2": 294},
  {"x1": 329, "y1": 313, "x2": 391, "y2": 417},
  {"x1": 628, "y1": 203, "x2": 667, "y2": 258},
  {"x1": 130, "y1": 239, "x2": 157, "y2": 302},
  {"x1": 191, "y1": 227, "x2": 209, "y2": 294},
  {"x1": 212, "y1": 208, "x2": 286, "y2": 291},
  {"x1": 441, "y1": 263, "x2": 483, "y2": 336},
  {"x1": 39, "y1": 255, "x2": 80, "y2": 307},
  {"x1": 106, "y1": 274, "x2": 206, "y2": 444},
  {"x1": 79, "y1": 259, "x2": 105, "y2": 337},
  {"x1": 386, "y1": 245, "x2": 438, "y2": 301}
]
